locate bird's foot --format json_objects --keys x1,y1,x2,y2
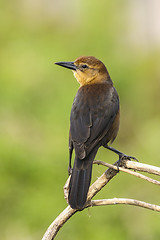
[
  {"x1": 68, "y1": 166, "x2": 73, "y2": 176},
  {"x1": 105, "y1": 145, "x2": 138, "y2": 170},
  {"x1": 116, "y1": 153, "x2": 138, "y2": 170}
]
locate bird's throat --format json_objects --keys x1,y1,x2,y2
[{"x1": 73, "y1": 71, "x2": 106, "y2": 86}]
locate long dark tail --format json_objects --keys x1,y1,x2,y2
[{"x1": 68, "y1": 148, "x2": 98, "y2": 209}]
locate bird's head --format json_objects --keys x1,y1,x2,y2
[{"x1": 55, "y1": 56, "x2": 111, "y2": 86}]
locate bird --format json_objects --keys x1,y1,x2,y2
[{"x1": 55, "y1": 56, "x2": 135, "y2": 210}]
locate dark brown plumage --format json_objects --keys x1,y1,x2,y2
[{"x1": 55, "y1": 56, "x2": 120, "y2": 209}]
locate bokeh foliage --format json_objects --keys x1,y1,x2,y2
[{"x1": 0, "y1": 1, "x2": 160, "y2": 239}]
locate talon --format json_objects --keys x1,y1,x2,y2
[
  {"x1": 130, "y1": 156, "x2": 139, "y2": 162},
  {"x1": 120, "y1": 154, "x2": 138, "y2": 162},
  {"x1": 116, "y1": 154, "x2": 138, "y2": 169}
]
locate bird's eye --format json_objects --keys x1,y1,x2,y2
[{"x1": 81, "y1": 64, "x2": 88, "y2": 69}]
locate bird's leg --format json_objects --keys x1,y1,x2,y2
[
  {"x1": 68, "y1": 145, "x2": 73, "y2": 175},
  {"x1": 105, "y1": 145, "x2": 138, "y2": 168}
]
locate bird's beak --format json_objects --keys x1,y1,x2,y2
[{"x1": 55, "y1": 61, "x2": 77, "y2": 71}]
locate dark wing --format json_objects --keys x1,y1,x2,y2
[{"x1": 70, "y1": 83, "x2": 119, "y2": 159}]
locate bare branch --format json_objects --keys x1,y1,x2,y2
[
  {"x1": 42, "y1": 161, "x2": 119, "y2": 240},
  {"x1": 42, "y1": 159, "x2": 160, "y2": 240},
  {"x1": 88, "y1": 198, "x2": 160, "y2": 212},
  {"x1": 42, "y1": 206, "x2": 77, "y2": 240},
  {"x1": 93, "y1": 160, "x2": 160, "y2": 185},
  {"x1": 42, "y1": 196, "x2": 160, "y2": 240},
  {"x1": 87, "y1": 165, "x2": 118, "y2": 201},
  {"x1": 123, "y1": 161, "x2": 160, "y2": 176}
]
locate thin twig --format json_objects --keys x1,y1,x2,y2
[
  {"x1": 88, "y1": 198, "x2": 160, "y2": 212},
  {"x1": 42, "y1": 159, "x2": 160, "y2": 240},
  {"x1": 124, "y1": 161, "x2": 160, "y2": 176},
  {"x1": 42, "y1": 206, "x2": 77, "y2": 240},
  {"x1": 93, "y1": 160, "x2": 160, "y2": 185},
  {"x1": 43, "y1": 160, "x2": 119, "y2": 240}
]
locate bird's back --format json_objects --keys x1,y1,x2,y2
[
  {"x1": 68, "y1": 82, "x2": 119, "y2": 209},
  {"x1": 70, "y1": 82, "x2": 119, "y2": 159}
]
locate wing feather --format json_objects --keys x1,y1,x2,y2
[{"x1": 70, "y1": 83, "x2": 119, "y2": 159}]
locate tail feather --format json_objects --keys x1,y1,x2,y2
[{"x1": 68, "y1": 149, "x2": 98, "y2": 209}]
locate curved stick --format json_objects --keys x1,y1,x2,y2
[
  {"x1": 93, "y1": 160, "x2": 160, "y2": 185},
  {"x1": 42, "y1": 159, "x2": 160, "y2": 240},
  {"x1": 89, "y1": 198, "x2": 160, "y2": 211}
]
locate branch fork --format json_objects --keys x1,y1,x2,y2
[{"x1": 42, "y1": 159, "x2": 160, "y2": 240}]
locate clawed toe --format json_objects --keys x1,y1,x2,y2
[
  {"x1": 68, "y1": 167, "x2": 73, "y2": 176},
  {"x1": 116, "y1": 154, "x2": 138, "y2": 170},
  {"x1": 121, "y1": 155, "x2": 138, "y2": 162}
]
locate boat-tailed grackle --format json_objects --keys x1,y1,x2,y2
[{"x1": 55, "y1": 56, "x2": 136, "y2": 210}]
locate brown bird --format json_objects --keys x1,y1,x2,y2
[{"x1": 55, "y1": 56, "x2": 135, "y2": 210}]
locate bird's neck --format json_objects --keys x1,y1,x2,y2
[{"x1": 74, "y1": 71, "x2": 112, "y2": 87}]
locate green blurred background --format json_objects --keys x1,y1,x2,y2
[{"x1": 0, "y1": 1, "x2": 160, "y2": 239}]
